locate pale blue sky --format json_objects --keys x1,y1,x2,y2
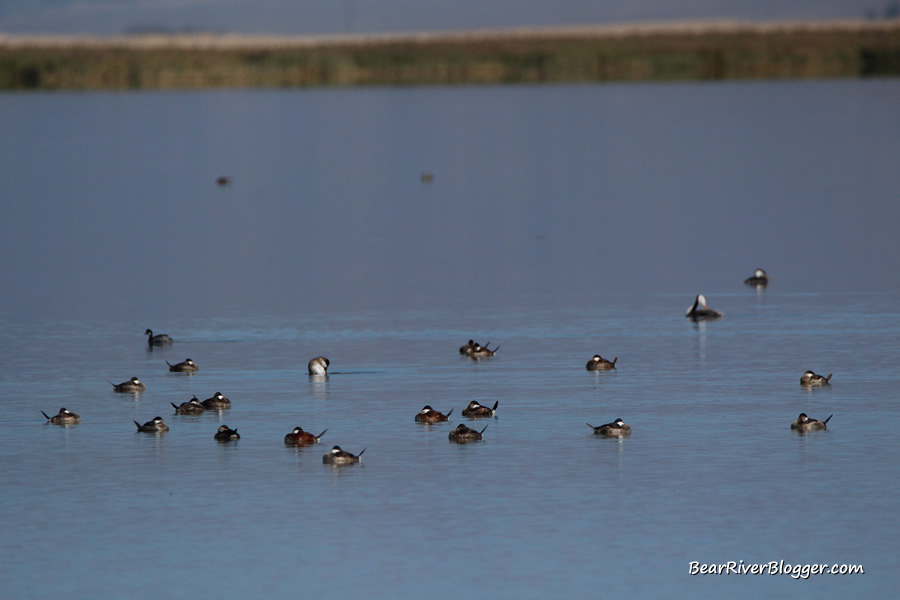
[{"x1": 1, "y1": 0, "x2": 894, "y2": 35}]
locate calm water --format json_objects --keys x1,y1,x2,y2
[{"x1": 1, "y1": 80, "x2": 898, "y2": 598}]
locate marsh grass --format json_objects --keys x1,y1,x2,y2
[{"x1": 2, "y1": 21, "x2": 899, "y2": 90}]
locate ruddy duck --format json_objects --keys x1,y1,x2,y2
[
  {"x1": 322, "y1": 445, "x2": 366, "y2": 464},
  {"x1": 448, "y1": 423, "x2": 488, "y2": 442},
  {"x1": 462, "y1": 400, "x2": 498, "y2": 418},
  {"x1": 744, "y1": 269, "x2": 769, "y2": 287},
  {"x1": 108, "y1": 377, "x2": 146, "y2": 393},
  {"x1": 216, "y1": 176, "x2": 231, "y2": 186},
  {"x1": 415, "y1": 405, "x2": 454, "y2": 423},
  {"x1": 468, "y1": 343, "x2": 498, "y2": 359},
  {"x1": 791, "y1": 412, "x2": 833, "y2": 432},
  {"x1": 171, "y1": 397, "x2": 206, "y2": 415},
  {"x1": 308, "y1": 356, "x2": 330, "y2": 376},
  {"x1": 166, "y1": 358, "x2": 198, "y2": 373},
  {"x1": 459, "y1": 340, "x2": 484, "y2": 355},
  {"x1": 800, "y1": 370, "x2": 832, "y2": 387},
  {"x1": 686, "y1": 294, "x2": 724, "y2": 320},
  {"x1": 145, "y1": 329, "x2": 173, "y2": 347},
  {"x1": 201, "y1": 392, "x2": 231, "y2": 410},
  {"x1": 284, "y1": 426, "x2": 328, "y2": 445},
  {"x1": 214, "y1": 425, "x2": 240, "y2": 441},
  {"x1": 586, "y1": 355, "x2": 617, "y2": 371},
  {"x1": 134, "y1": 416, "x2": 169, "y2": 433},
  {"x1": 586, "y1": 418, "x2": 632, "y2": 437},
  {"x1": 41, "y1": 408, "x2": 81, "y2": 425}
]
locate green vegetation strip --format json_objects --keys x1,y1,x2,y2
[{"x1": 2, "y1": 20, "x2": 899, "y2": 90}]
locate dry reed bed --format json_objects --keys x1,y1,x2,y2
[{"x1": 2, "y1": 20, "x2": 899, "y2": 89}]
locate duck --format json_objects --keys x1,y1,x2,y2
[
  {"x1": 586, "y1": 355, "x2": 617, "y2": 371},
  {"x1": 448, "y1": 423, "x2": 488, "y2": 443},
  {"x1": 459, "y1": 340, "x2": 487, "y2": 356},
  {"x1": 586, "y1": 418, "x2": 632, "y2": 437},
  {"x1": 108, "y1": 377, "x2": 146, "y2": 393},
  {"x1": 744, "y1": 268, "x2": 769, "y2": 287},
  {"x1": 166, "y1": 358, "x2": 198, "y2": 373},
  {"x1": 41, "y1": 408, "x2": 81, "y2": 425},
  {"x1": 171, "y1": 397, "x2": 206, "y2": 415},
  {"x1": 461, "y1": 400, "x2": 498, "y2": 418},
  {"x1": 685, "y1": 294, "x2": 724, "y2": 320},
  {"x1": 145, "y1": 329, "x2": 173, "y2": 347},
  {"x1": 216, "y1": 176, "x2": 231, "y2": 186},
  {"x1": 214, "y1": 425, "x2": 240, "y2": 441},
  {"x1": 467, "y1": 343, "x2": 499, "y2": 359},
  {"x1": 284, "y1": 426, "x2": 328, "y2": 445},
  {"x1": 201, "y1": 392, "x2": 231, "y2": 410},
  {"x1": 322, "y1": 445, "x2": 366, "y2": 464},
  {"x1": 415, "y1": 405, "x2": 454, "y2": 423},
  {"x1": 308, "y1": 356, "x2": 330, "y2": 376},
  {"x1": 800, "y1": 370, "x2": 832, "y2": 387},
  {"x1": 134, "y1": 416, "x2": 169, "y2": 433},
  {"x1": 791, "y1": 412, "x2": 833, "y2": 432}
]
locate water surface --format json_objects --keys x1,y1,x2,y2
[{"x1": 1, "y1": 80, "x2": 898, "y2": 598}]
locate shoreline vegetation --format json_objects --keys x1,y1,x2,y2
[{"x1": 2, "y1": 20, "x2": 899, "y2": 90}]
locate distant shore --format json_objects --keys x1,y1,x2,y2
[{"x1": 2, "y1": 19, "x2": 899, "y2": 89}]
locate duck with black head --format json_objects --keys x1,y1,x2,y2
[
  {"x1": 415, "y1": 405, "x2": 454, "y2": 423},
  {"x1": 685, "y1": 294, "x2": 724, "y2": 320},
  {"x1": 145, "y1": 329, "x2": 173, "y2": 347},
  {"x1": 214, "y1": 425, "x2": 240, "y2": 442},
  {"x1": 172, "y1": 397, "x2": 206, "y2": 415},
  {"x1": 108, "y1": 377, "x2": 146, "y2": 393},
  {"x1": 284, "y1": 426, "x2": 328, "y2": 445},
  {"x1": 586, "y1": 355, "x2": 617, "y2": 371},
  {"x1": 41, "y1": 408, "x2": 81, "y2": 425},
  {"x1": 166, "y1": 358, "x2": 198, "y2": 373},
  {"x1": 800, "y1": 370, "x2": 832, "y2": 387},
  {"x1": 462, "y1": 400, "x2": 498, "y2": 418},
  {"x1": 201, "y1": 392, "x2": 231, "y2": 410},
  {"x1": 744, "y1": 269, "x2": 769, "y2": 287},
  {"x1": 791, "y1": 413, "x2": 833, "y2": 432},
  {"x1": 586, "y1": 418, "x2": 631, "y2": 437},
  {"x1": 134, "y1": 416, "x2": 169, "y2": 433},
  {"x1": 322, "y1": 445, "x2": 366, "y2": 464},
  {"x1": 448, "y1": 423, "x2": 488, "y2": 443}
]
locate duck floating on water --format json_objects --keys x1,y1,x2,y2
[
  {"x1": 448, "y1": 423, "x2": 488, "y2": 443},
  {"x1": 800, "y1": 370, "x2": 832, "y2": 387},
  {"x1": 308, "y1": 356, "x2": 330, "y2": 376},
  {"x1": 201, "y1": 392, "x2": 231, "y2": 410},
  {"x1": 744, "y1": 269, "x2": 769, "y2": 287},
  {"x1": 586, "y1": 355, "x2": 617, "y2": 371},
  {"x1": 145, "y1": 329, "x2": 173, "y2": 347},
  {"x1": 586, "y1": 418, "x2": 632, "y2": 437},
  {"x1": 323, "y1": 445, "x2": 366, "y2": 464},
  {"x1": 166, "y1": 358, "x2": 198, "y2": 373},
  {"x1": 686, "y1": 294, "x2": 724, "y2": 320},
  {"x1": 134, "y1": 416, "x2": 169, "y2": 433},
  {"x1": 41, "y1": 408, "x2": 81, "y2": 425},
  {"x1": 108, "y1": 377, "x2": 146, "y2": 393},
  {"x1": 791, "y1": 413, "x2": 833, "y2": 432},
  {"x1": 462, "y1": 400, "x2": 498, "y2": 418},
  {"x1": 171, "y1": 397, "x2": 206, "y2": 415},
  {"x1": 415, "y1": 405, "x2": 454, "y2": 423},
  {"x1": 214, "y1": 425, "x2": 240, "y2": 442},
  {"x1": 284, "y1": 426, "x2": 328, "y2": 445},
  {"x1": 459, "y1": 340, "x2": 499, "y2": 359}
]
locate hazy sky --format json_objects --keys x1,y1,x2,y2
[{"x1": 0, "y1": 1, "x2": 893, "y2": 35}]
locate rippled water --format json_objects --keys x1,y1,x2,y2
[{"x1": 1, "y1": 80, "x2": 898, "y2": 597}]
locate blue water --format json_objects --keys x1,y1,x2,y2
[{"x1": 1, "y1": 80, "x2": 898, "y2": 598}]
